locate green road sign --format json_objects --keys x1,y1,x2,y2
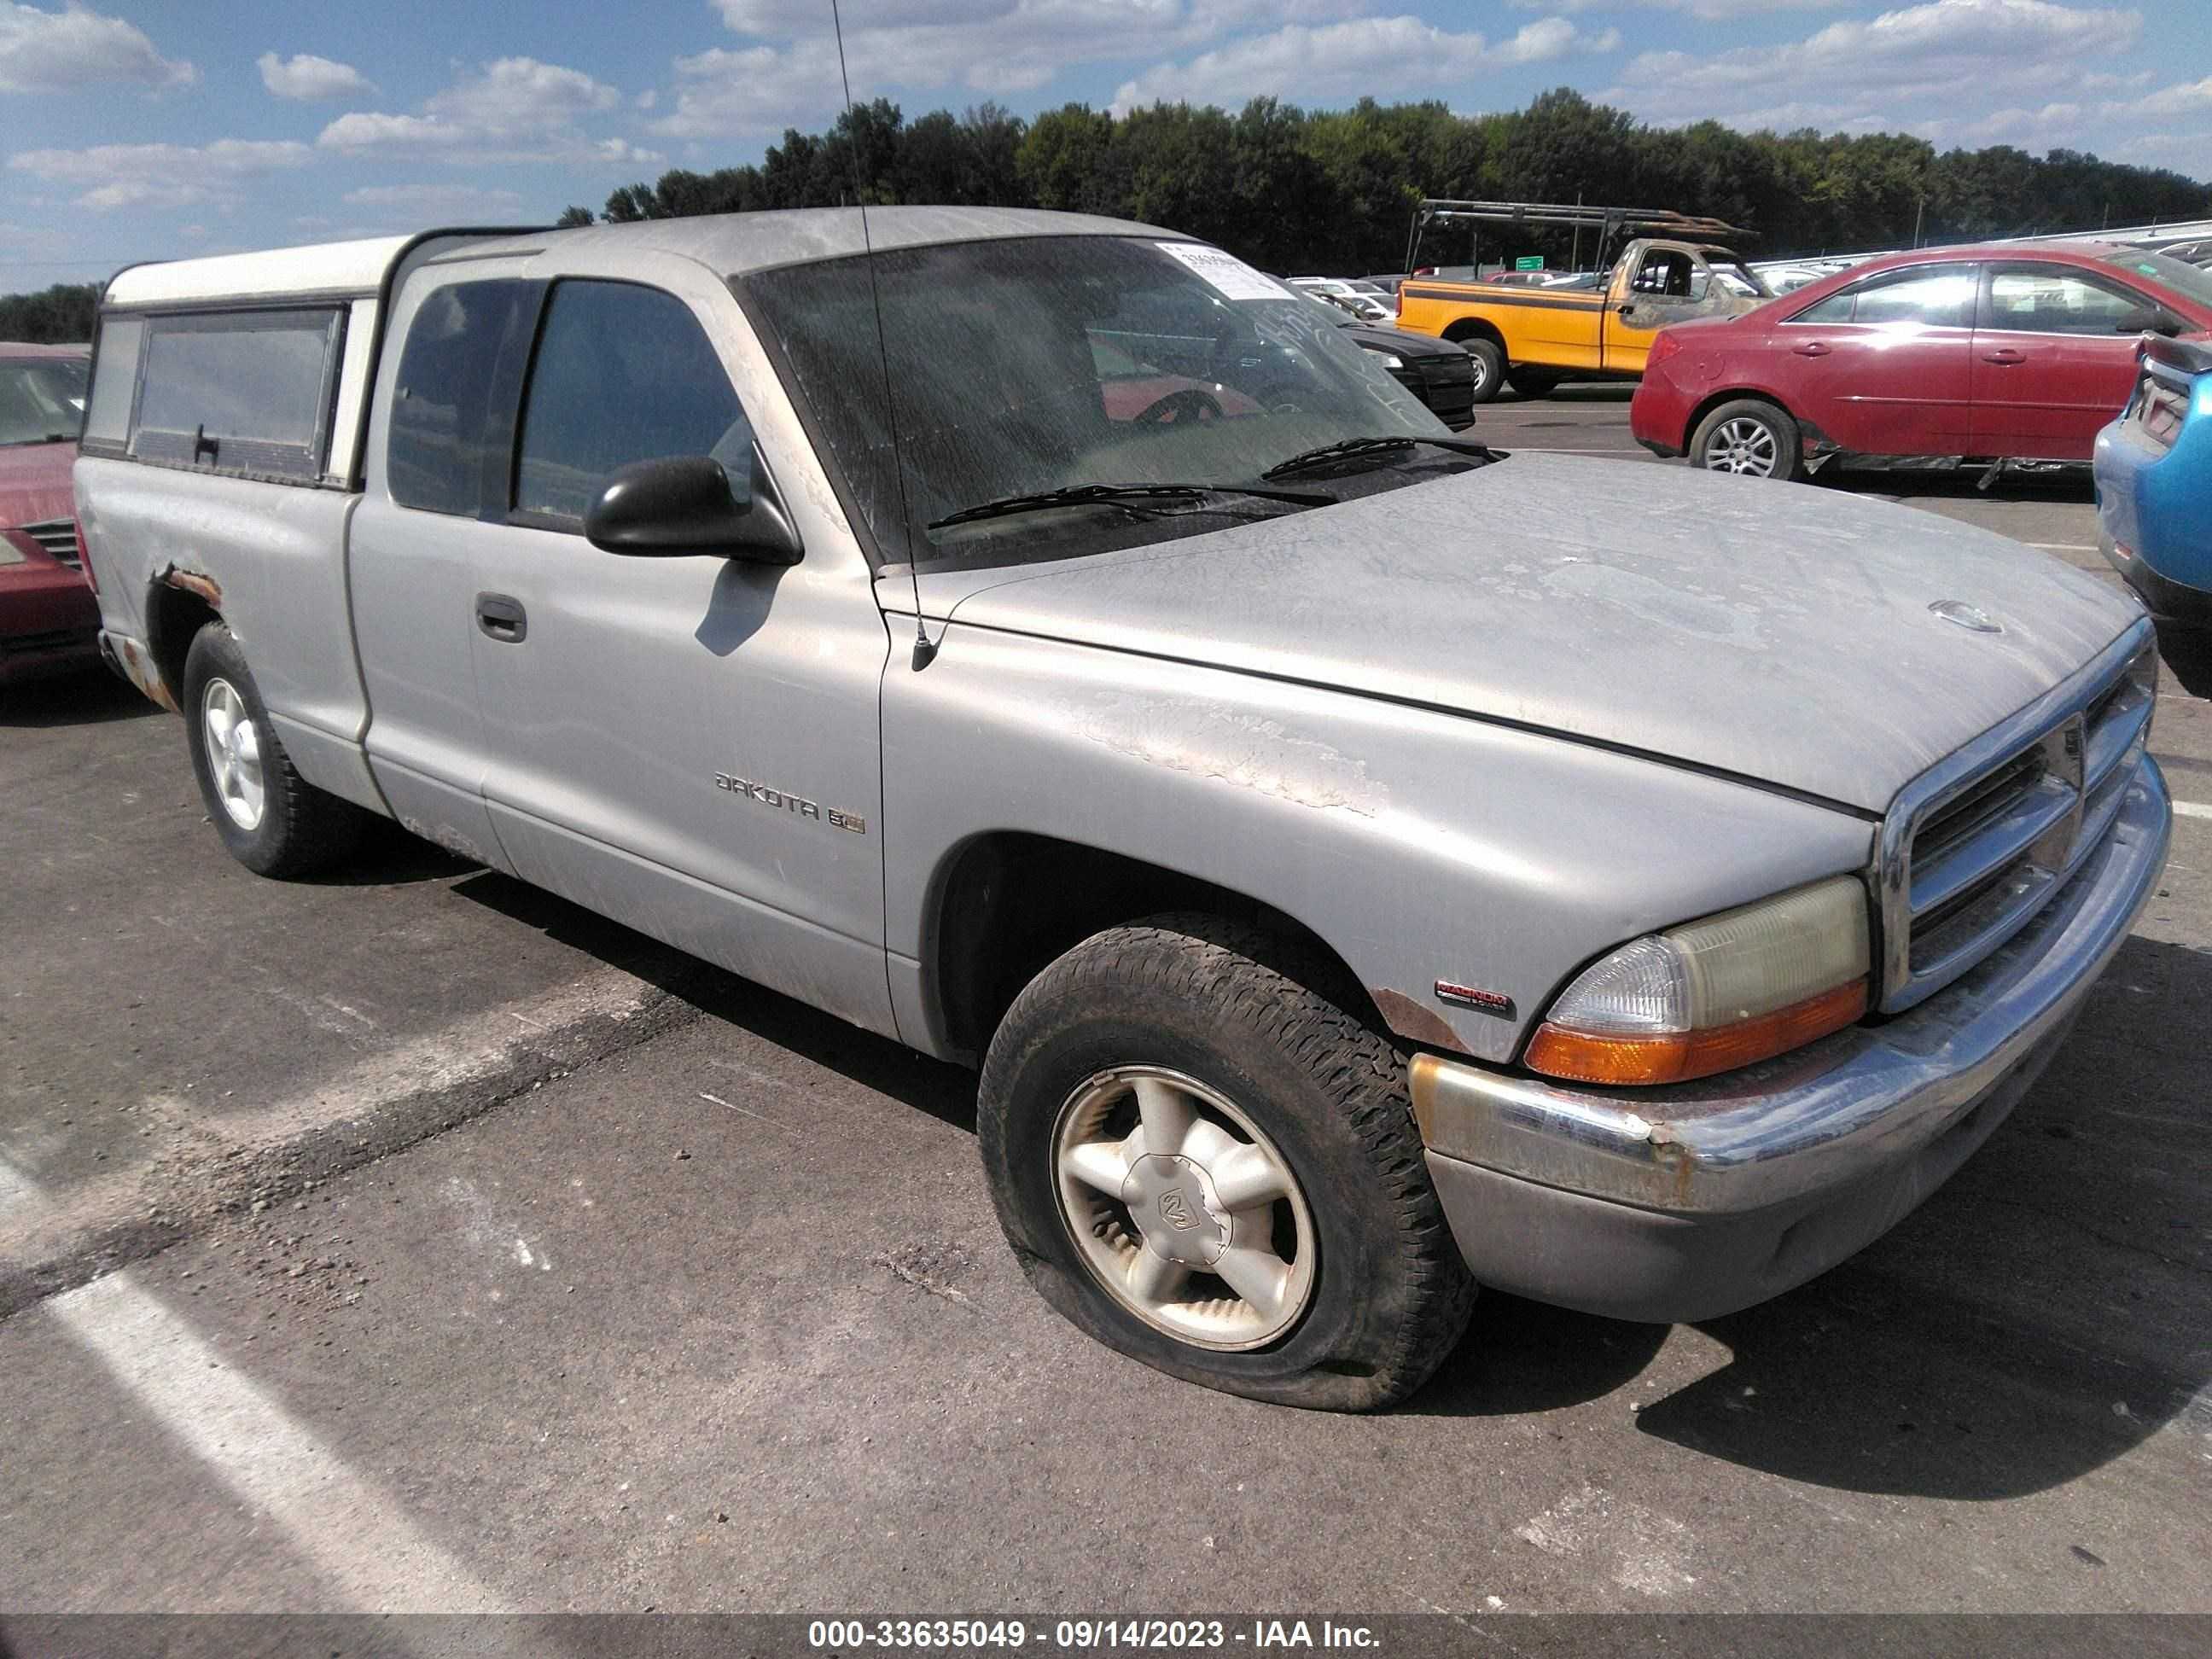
[{"x1": 1515, "y1": 255, "x2": 1544, "y2": 271}]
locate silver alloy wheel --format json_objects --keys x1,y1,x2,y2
[
  {"x1": 200, "y1": 676, "x2": 266, "y2": 832},
  {"x1": 1052, "y1": 1065, "x2": 1318, "y2": 1351},
  {"x1": 1466, "y1": 352, "x2": 1491, "y2": 395},
  {"x1": 1703, "y1": 415, "x2": 1779, "y2": 476}
]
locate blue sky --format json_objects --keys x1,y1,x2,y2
[{"x1": 4, "y1": 0, "x2": 2209, "y2": 287}]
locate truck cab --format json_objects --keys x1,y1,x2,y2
[{"x1": 1394, "y1": 201, "x2": 1770, "y2": 399}]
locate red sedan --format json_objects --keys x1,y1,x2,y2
[
  {"x1": 1630, "y1": 242, "x2": 2212, "y2": 480},
  {"x1": 1, "y1": 344, "x2": 97, "y2": 686}
]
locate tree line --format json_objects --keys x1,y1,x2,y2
[
  {"x1": 575, "y1": 88, "x2": 2210, "y2": 275},
  {"x1": 0, "y1": 282, "x2": 99, "y2": 343},
  {"x1": 9, "y1": 88, "x2": 2207, "y2": 317}
]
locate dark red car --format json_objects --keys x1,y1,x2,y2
[
  {"x1": 1630, "y1": 242, "x2": 2212, "y2": 480},
  {"x1": 0, "y1": 343, "x2": 96, "y2": 685}
]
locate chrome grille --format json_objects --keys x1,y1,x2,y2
[
  {"x1": 1878, "y1": 622, "x2": 2157, "y2": 1013},
  {"x1": 20, "y1": 518, "x2": 80, "y2": 568}
]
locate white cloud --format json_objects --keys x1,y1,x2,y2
[
  {"x1": 1511, "y1": 0, "x2": 1844, "y2": 16},
  {"x1": 2130, "y1": 76, "x2": 2212, "y2": 119},
  {"x1": 317, "y1": 56, "x2": 648, "y2": 165},
  {"x1": 653, "y1": 1, "x2": 1397, "y2": 138},
  {"x1": 8, "y1": 138, "x2": 311, "y2": 212},
  {"x1": 1606, "y1": 0, "x2": 2139, "y2": 126},
  {"x1": 0, "y1": 2, "x2": 194, "y2": 92},
  {"x1": 257, "y1": 50, "x2": 375, "y2": 102},
  {"x1": 1110, "y1": 15, "x2": 1616, "y2": 114},
  {"x1": 654, "y1": 41, "x2": 845, "y2": 139},
  {"x1": 342, "y1": 182, "x2": 523, "y2": 212}
]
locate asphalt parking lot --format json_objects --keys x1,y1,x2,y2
[{"x1": 3, "y1": 389, "x2": 2209, "y2": 1620}]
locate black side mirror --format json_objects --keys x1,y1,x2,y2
[
  {"x1": 584, "y1": 451, "x2": 802, "y2": 565},
  {"x1": 2116, "y1": 307, "x2": 2182, "y2": 338}
]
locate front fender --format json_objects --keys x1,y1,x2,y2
[{"x1": 882, "y1": 626, "x2": 1875, "y2": 1065}]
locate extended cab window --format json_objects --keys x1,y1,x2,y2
[
  {"x1": 131, "y1": 309, "x2": 341, "y2": 481},
  {"x1": 388, "y1": 278, "x2": 538, "y2": 516},
  {"x1": 515, "y1": 282, "x2": 749, "y2": 524}
]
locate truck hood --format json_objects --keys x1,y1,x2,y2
[{"x1": 907, "y1": 454, "x2": 2142, "y2": 812}]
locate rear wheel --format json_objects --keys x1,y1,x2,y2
[
  {"x1": 1690, "y1": 398, "x2": 1802, "y2": 480},
  {"x1": 183, "y1": 621, "x2": 366, "y2": 877},
  {"x1": 1457, "y1": 337, "x2": 1505, "y2": 406},
  {"x1": 977, "y1": 914, "x2": 1476, "y2": 1412}
]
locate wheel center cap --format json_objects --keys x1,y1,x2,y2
[{"x1": 1121, "y1": 1153, "x2": 1230, "y2": 1266}]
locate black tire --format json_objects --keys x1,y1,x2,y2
[
  {"x1": 1458, "y1": 337, "x2": 1505, "y2": 405},
  {"x1": 1688, "y1": 397, "x2": 1802, "y2": 481},
  {"x1": 977, "y1": 914, "x2": 1476, "y2": 1412},
  {"x1": 1508, "y1": 369, "x2": 1563, "y2": 399},
  {"x1": 182, "y1": 620, "x2": 366, "y2": 877}
]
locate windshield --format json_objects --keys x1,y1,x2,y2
[
  {"x1": 744, "y1": 235, "x2": 1447, "y2": 570},
  {"x1": 2098, "y1": 247, "x2": 2212, "y2": 313},
  {"x1": 0, "y1": 356, "x2": 89, "y2": 446}
]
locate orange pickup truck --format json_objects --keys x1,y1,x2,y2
[{"x1": 1393, "y1": 201, "x2": 1772, "y2": 403}]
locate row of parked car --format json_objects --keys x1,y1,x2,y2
[
  {"x1": 1616, "y1": 238, "x2": 2212, "y2": 627},
  {"x1": 8, "y1": 228, "x2": 2209, "y2": 694},
  {"x1": 1326, "y1": 236, "x2": 2212, "y2": 628}
]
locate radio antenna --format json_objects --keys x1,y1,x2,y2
[{"x1": 830, "y1": 0, "x2": 934, "y2": 668}]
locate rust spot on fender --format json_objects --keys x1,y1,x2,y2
[
  {"x1": 158, "y1": 565, "x2": 223, "y2": 607},
  {"x1": 111, "y1": 634, "x2": 178, "y2": 712},
  {"x1": 1372, "y1": 988, "x2": 1474, "y2": 1057}
]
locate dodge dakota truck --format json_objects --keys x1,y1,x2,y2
[
  {"x1": 77, "y1": 209, "x2": 2171, "y2": 1410},
  {"x1": 1396, "y1": 236, "x2": 1771, "y2": 401}
]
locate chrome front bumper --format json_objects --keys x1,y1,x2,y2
[{"x1": 1412, "y1": 755, "x2": 2171, "y2": 1320}]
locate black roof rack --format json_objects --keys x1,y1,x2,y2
[{"x1": 1405, "y1": 199, "x2": 1754, "y2": 276}]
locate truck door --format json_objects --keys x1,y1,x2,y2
[
  {"x1": 347, "y1": 268, "x2": 533, "y2": 872},
  {"x1": 457, "y1": 258, "x2": 899, "y2": 1039},
  {"x1": 1604, "y1": 242, "x2": 1714, "y2": 374},
  {"x1": 1969, "y1": 263, "x2": 2174, "y2": 460}
]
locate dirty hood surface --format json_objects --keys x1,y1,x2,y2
[{"x1": 917, "y1": 453, "x2": 2142, "y2": 812}]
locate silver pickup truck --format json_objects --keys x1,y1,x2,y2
[{"x1": 76, "y1": 208, "x2": 2172, "y2": 1411}]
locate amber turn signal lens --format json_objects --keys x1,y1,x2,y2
[{"x1": 1524, "y1": 977, "x2": 1870, "y2": 1086}]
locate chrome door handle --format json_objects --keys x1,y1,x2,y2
[{"x1": 475, "y1": 593, "x2": 527, "y2": 643}]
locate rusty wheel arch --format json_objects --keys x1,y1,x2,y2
[{"x1": 139, "y1": 565, "x2": 226, "y2": 711}]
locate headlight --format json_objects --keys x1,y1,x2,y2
[
  {"x1": 1365, "y1": 349, "x2": 1405, "y2": 368},
  {"x1": 1525, "y1": 875, "x2": 1871, "y2": 1086}
]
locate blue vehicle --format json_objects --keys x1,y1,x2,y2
[{"x1": 2096, "y1": 333, "x2": 2212, "y2": 626}]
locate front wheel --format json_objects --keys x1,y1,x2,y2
[
  {"x1": 977, "y1": 914, "x2": 1476, "y2": 1412},
  {"x1": 1689, "y1": 398, "x2": 1802, "y2": 480}
]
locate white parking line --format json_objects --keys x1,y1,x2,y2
[
  {"x1": 2174, "y1": 800, "x2": 2212, "y2": 821},
  {"x1": 2025, "y1": 543, "x2": 2099, "y2": 553},
  {"x1": 48, "y1": 1270, "x2": 513, "y2": 1612}
]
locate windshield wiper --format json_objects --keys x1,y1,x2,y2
[
  {"x1": 927, "y1": 480, "x2": 1333, "y2": 531},
  {"x1": 1260, "y1": 434, "x2": 1499, "y2": 480}
]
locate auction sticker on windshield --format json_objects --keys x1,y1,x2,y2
[{"x1": 1158, "y1": 242, "x2": 1289, "y2": 302}]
